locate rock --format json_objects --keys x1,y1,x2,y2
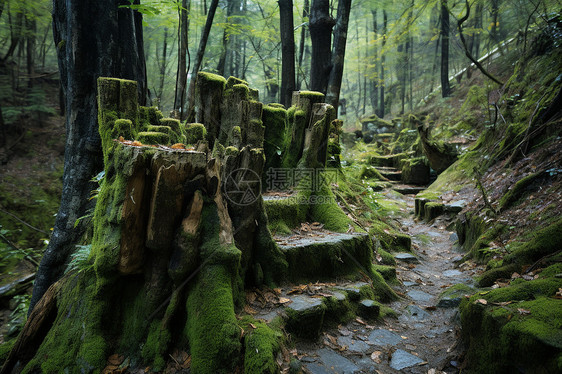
[
  {"x1": 442, "y1": 269, "x2": 463, "y2": 278},
  {"x1": 335, "y1": 282, "x2": 369, "y2": 302},
  {"x1": 406, "y1": 290, "x2": 433, "y2": 303},
  {"x1": 449, "y1": 232, "x2": 459, "y2": 242},
  {"x1": 315, "y1": 348, "x2": 360, "y2": 374},
  {"x1": 437, "y1": 284, "x2": 475, "y2": 308},
  {"x1": 358, "y1": 299, "x2": 380, "y2": 320},
  {"x1": 390, "y1": 349, "x2": 424, "y2": 370},
  {"x1": 403, "y1": 281, "x2": 419, "y2": 287},
  {"x1": 337, "y1": 336, "x2": 370, "y2": 353},
  {"x1": 405, "y1": 305, "x2": 430, "y2": 321},
  {"x1": 394, "y1": 253, "x2": 419, "y2": 264},
  {"x1": 285, "y1": 295, "x2": 326, "y2": 339},
  {"x1": 368, "y1": 329, "x2": 403, "y2": 347},
  {"x1": 444, "y1": 200, "x2": 466, "y2": 214}
]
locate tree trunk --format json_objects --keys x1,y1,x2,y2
[
  {"x1": 25, "y1": 12, "x2": 36, "y2": 88},
  {"x1": 185, "y1": 0, "x2": 220, "y2": 122},
  {"x1": 379, "y1": 10, "x2": 387, "y2": 117},
  {"x1": 174, "y1": 0, "x2": 190, "y2": 118},
  {"x1": 440, "y1": 0, "x2": 451, "y2": 98},
  {"x1": 309, "y1": 0, "x2": 335, "y2": 94},
  {"x1": 297, "y1": 0, "x2": 309, "y2": 90},
  {"x1": 29, "y1": 0, "x2": 147, "y2": 314},
  {"x1": 371, "y1": 10, "x2": 378, "y2": 114},
  {"x1": 279, "y1": 0, "x2": 296, "y2": 107},
  {"x1": 326, "y1": 0, "x2": 352, "y2": 112},
  {"x1": 157, "y1": 28, "x2": 168, "y2": 101}
]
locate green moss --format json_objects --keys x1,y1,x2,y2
[
  {"x1": 297, "y1": 90, "x2": 325, "y2": 100},
  {"x1": 226, "y1": 76, "x2": 249, "y2": 88},
  {"x1": 477, "y1": 263, "x2": 521, "y2": 287},
  {"x1": 505, "y1": 217, "x2": 562, "y2": 265},
  {"x1": 239, "y1": 317, "x2": 283, "y2": 374},
  {"x1": 499, "y1": 172, "x2": 542, "y2": 210},
  {"x1": 309, "y1": 181, "x2": 353, "y2": 233},
  {"x1": 262, "y1": 105, "x2": 288, "y2": 173},
  {"x1": 376, "y1": 248, "x2": 396, "y2": 266},
  {"x1": 285, "y1": 301, "x2": 326, "y2": 339},
  {"x1": 460, "y1": 85, "x2": 487, "y2": 112},
  {"x1": 460, "y1": 278, "x2": 562, "y2": 373},
  {"x1": 23, "y1": 273, "x2": 108, "y2": 373},
  {"x1": 141, "y1": 320, "x2": 170, "y2": 371},
  {"x1": 0, "y1": 339, "x2": 16, "y2": 365},
  {"x1": 369, "y1": 221, "x2": 411, "y2": 252},
  {"x1": 136, "y1": 131, "x2": 170, "y2": 145},
  {"x1": 540, "y1": 263, "x2": 562, "y2": 278},
  {"x1": 366, "y1": 269, "x2": 398, "y2": 302},
  {"x1": 372, "y1": 264, "x2": 397, "y2": 283},
  {"x1": 423, "y1": 202, "x2": 444, "y2": 221},
  {"x1": 323, "y1": 294, "x2": 355, "y2": 326},
  {"x1": 147, "y1": 125, "x2": 172, "y2": 135},
  {"x1": 358, "y1": 166, "x2": 387, "y2": 180},
  {"x1": 199, "y1": 71, "x2": 227, "y2": 89},
  {"x1": 185, "y1": 123, "x2": 207, "y2": 144}
]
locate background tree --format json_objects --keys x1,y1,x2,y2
[
  {"x1": 279, "y1": 0, "x2": 296, "y2": 107},
  {"x1": 29, "y1": 0, "x2": 147, "y2": 312},
  {"x1": 440, "y1": 0, "x2": 451, "y2": 97}
]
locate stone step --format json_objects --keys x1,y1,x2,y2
[
  {"x1": 275, "y1": 231, "x2": 372, "y2": 283},
  {"x1": 374, "y1": 166, "x2": 402, "y2": 181},
  {"x1": 283, "y1": 282, "x2": 381, "y2": 339},
  {"x1": 392, "y1": 185, "x2": 426, "y2": 195}
]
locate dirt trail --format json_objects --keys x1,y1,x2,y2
[{"x1": 295, "y1": 191, "x2": 480, "y2": 374}]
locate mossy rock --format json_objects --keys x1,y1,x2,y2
[
  {"x1": 285, "y1": 295, "x2": 327, "y2": 339},
  {"x1": 322, "y1": 292, "x2": 355, "y2": 326},
  {"x1": 370, "y1": 221, "x2": 411, "y2": 252},
  {"x1": 372, "y1": 264, "x2": 397, "y2": 282},
  {"x1": 279, "y1": 233, "x2": 372, "y2": 283},
  {"x1": 460, "y1": 278, "x2": 562, "y2": 373},
  {"x1": 401, "y1": 157, "x2": 430, "y2": 185},
  {"x1": 423, "y1": 202, "x2": 444, "y2": 222},
  {"x1": 159, "y1": 118, "x2": 181, "y2": 135},
  {"x1": 437, "y1": 283, "x2": 476, "y2": 308},
  {"x1": 499, "y1": 172, "x2": 543, "y2": 211}
]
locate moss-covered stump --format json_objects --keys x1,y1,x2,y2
[{"x1": 460, "y1": 278, "x2": 562, "y2": 373}]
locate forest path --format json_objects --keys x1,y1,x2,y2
[{"x1": 295, "y1": 190, "x2": 479, "y2": 374}]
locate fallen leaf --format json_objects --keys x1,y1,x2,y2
[
  {"x1": 278, "y1": 297, "x2": 291, "y2": 304},
  {"x1": 474, "y1": 299, "x2": 488, "y2": 305},
  {"x1": 249, "y1": 323, "x2": 257, "y2": 329},
  {"x1": 371, "y1": 351, "x2": 383, "y2": 364},
  {"x1": 517, "y1": 308, "x2": 531, "y2": 315},
  {"x1": 554, "y1": 288, "x2": 562, "y2": 299},
  {"x1": 355, "y1": 317, "x2": 367, "y2": 325},
  {"x1": 107, "y1": 354, "x2": 124, "y2": 366},
  {"x1": 244, "y1": 305, "x2": 257, "y2": 315},
  {"x1": 511, "y1": 272, "x2": 521, "y2": 279}
]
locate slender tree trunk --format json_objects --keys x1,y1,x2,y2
[
  {"x1": 297, "y1": 0, "x2": 309, "y2": 90},
  {"x1": 408, "y1": 0, "x2": 414, "y2": 112},
  {"x1": 398, "y1": 43, "x2": 406, "y2": 114},
  {"x1": 29, "y1": 0, "x2": 147, "y2": 313},
  {"x1": 2, "y1": 11, "x2": 23, "y2": 63},
  {"x1": 158, "y1": 28, "x2": 169, "y2": 100},
  {"x1": 371, "y1": 9, "x2": 378, "y2": 114},
  {"x1": 279, "y1": 0, "x2": 296, "y2": 107},
  {"x1": 309, "y1": 0, "x2": 335, "y2": 94},
  {"x1": 174, "y1": 0, "x2": 190, "y2": 117},
  {"x1": 185, "y1": 0, "x2": 220, "y2": 121},
  {"x1": 25, "y1": 12, "x2": 36, "y2": 88},
  {"x1": 326, "y1": 0, "x2": 352, "y2": 112},
  {"x1": 379, "y1": 10, "x2": 387, "y2": 117},
  {"x1": 440, "y1": 0, "x2": 451, "y2": 97}
]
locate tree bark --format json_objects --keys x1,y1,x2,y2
[
  {"x1": 279, "y1": 0, "x2": 296, "y2": 107},
  {"x1": 185, "y1": 0, "x2": 220, "y2": 122},
  {"x1": 371, "y1": 10, "x2": 378, "y2": 114},
  {"x1": 326, "y1": 0, "x2": 352, "y2": 112},
  {"x1": 29, "y1": 0, "x2": 147, "y2": 314},
  {"x1": 440, "y1": 0, "x2": 451, "y2": 98},
  {"x1": 379, "y1": 10, "x2": 387, "y2": 117},
  {"x1": 309, "y1": 0, "x2": 335, "y2": 94},
  {"x1": 174, "y1": 0, "x2": 190, "y2": 118},
  {"x1": 297, "y1": 0, "x2": 309, "y2": 90},
  {"x1": 157, "y1": 28, "x2": 168, "y2": 101}
]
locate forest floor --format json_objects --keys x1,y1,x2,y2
[{"x1": 250, "y1": 184, "x2": 482, "y2": 374}]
